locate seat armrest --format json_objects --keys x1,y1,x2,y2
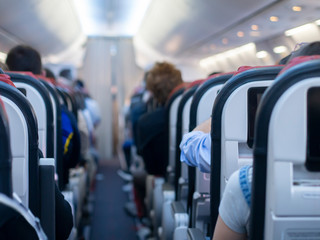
[
  {"x1": 187, "y1": 228, "x2": 206, "y2": 240},
  {"x1": 171, "y1": 201, "x2": 186, "y2": 214},
  {"x1": 171, "y1": 201, "x2": 189, "y2": 228},
  {"x1": 39, "y1": 158, "x2": 55, "y2": 240}
]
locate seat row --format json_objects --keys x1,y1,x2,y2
[
  {"x1": 0, "y1": 69, "x2": 98, "y2": 239},
  {"x1": 142, "y1": 56, "x2": 320, "y2": 239}
]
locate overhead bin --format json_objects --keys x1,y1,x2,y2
[{"x1": 0, "y1": 0, "x2": 85, "y2": 64}]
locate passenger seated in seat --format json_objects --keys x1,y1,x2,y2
[
  {"x1": 212, "y1": 42, "x2": 320, "y2": 240},
  {"x1": 137, "y1": 62, "x2": 183, "y2": 176},
  {"x1": 6, "y1": 45, "x2": 73, "y2": 239},
  {"x1": 131, "y1": 62, "x2": 183, "y2": 219}
]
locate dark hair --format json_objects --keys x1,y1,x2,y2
[
  {"x1": 74, "y1": 79, "x2": 84, "y2": 88},
  {"x1": 208, "y1": 71, "x2": 222, "y2": 77},
  {"x1": 60, "y1": 69, "x2": 72, "y2": 81},
  {"x1": 279, "y1": 54, "x2": 292, "y2": 65},
  {"x1": 44, "y1": 68, "x2": 56, "y2": 81},
  {"x1": 291, "y1": 41, "x2": 320, "y2": 60},
  {"x1": 6, "y1": 45, "x2": 42, "y2": 74}
]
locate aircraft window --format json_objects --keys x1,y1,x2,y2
[
  {"x1": 247, "y1": 87, "x2": 267, "y2": 148},
  {"x1": 18, "y1": 88, "x2": 26, "y2": 96},
  {"x1": 306, "y1": 87, "x2": 320, "y2": 172}
]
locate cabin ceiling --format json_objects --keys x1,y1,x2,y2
[
  {"x1": 73, "y1": 0, "x2": 152, "y2": 36},
  {"x1": 0, "y1": 0, "x2": 83, "y2": 55},
  {"x1": 134, "y1": 0, "x2": 320, "y2": 67},
  {"x1": 0, "y1": 0, "x2": 319, "y2": 68}
]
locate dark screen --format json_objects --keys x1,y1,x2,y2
[
  {"x1": 247, "y1": 87, "x2": 267, "y2": 148},
  {"x1": 17, "y1": 88, "x2": 26, "y2": 96},
  {"x1": 306, "y1": 87, "x2": 320, "y2": 171}
]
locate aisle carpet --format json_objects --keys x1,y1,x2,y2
[{"x1": 90, "y1": 159, "x2": 137, "y2": 240}]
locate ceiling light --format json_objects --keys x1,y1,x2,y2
[
  {"x1": 315, "y1": 19, "x2": 320, "y2": 25},
  {"x1": 292, "y1": 6, "x2": 302, "y2": 12},
  {"x1": 237, "y1": 31, "x2": 244, "y2": 37},
  {"x1": 199, "y1": 42, "x2": 256, "y2": 68},
  {"x1": 256, "y1": 51, "x2": 268, "y2": 59},
  {"x1": 251, "y1": 25, "x2": 259, "y2": 31},
  {"x1": 269, "y1": 16, "x2": 279, "y2": 22},
  {"x1": 273, "y1": 46, "x2": 287, "y2": 54},
  {"x1": 73, "y1": 0, "x2": 152, "y2": 36},
  {"x1": 222, "y1": 38, "x2": 228, "y2": 45},
  {"x1": 285, "y1": 23, "x2": 314, "y2": 36},
  {"x1": 0, "y1": 52, "x2": 7, "y2": 63}
]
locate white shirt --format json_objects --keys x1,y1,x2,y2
[{"x1": 219, "y1": 167, "x2": 251, "y2": 235}]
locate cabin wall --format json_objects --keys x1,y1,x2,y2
[{"x1": 79, "y1": 37, "x2": 143, "y2": 160}]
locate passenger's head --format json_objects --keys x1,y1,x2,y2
[
  {"x1": 60, "y1": 68, "x2": 72, "y2": 81},
  {"x1": 6, "y1": 45, "x2": 42, "y2": 74},
  {"x1": 146, "y1": 62, "x2": 183, "y2": 105},
  {"x1": 74, "y1": 79, "x2": 84, "y2": 88},
  {"x1": 44, "y1": 68, "x2": 56, "y2": 81},
  {"x1": 291, "y1": 41, "x2": 320, "y2": 59}
]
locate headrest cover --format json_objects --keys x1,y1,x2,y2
[
  {"x1": 278, "y1": 55, "x2": 320, "y2": 75},
  {"x1": 35, "y1": 75, "x2": 56, "y2": 85},
  {"x1": 6, "y1": 71, "x2": 37, "y2": 79},
  {"x1": 0, "y1": 74, "x2": 16, "y2": 88},
  {"x1": 187, "y1": 79, "x2": 205, "y2": 90},
  {"x1": 167, "y1": 82, "x2": 188, "y2": 101},
  {"x1": 235, "y1": 65, "x2": 283, "y2": 75},
  {"x1": 205, "y1": 71, "x2": 236, "y2": 80}
]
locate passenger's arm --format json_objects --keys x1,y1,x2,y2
[
  {"x1": 192, "y1": 117, "x2": 211, "y2": 133},
  {"x1": 179, "y1": 118, "x2": 212, "y2": 172},
  {"x1": 212, "y1": 216, "x2": 247, "y2": 240},
  {"x1": 213, "y1": 169, "x2": 250, "y2": 240}
]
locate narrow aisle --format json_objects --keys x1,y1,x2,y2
[{"x1": 90, "y1": 159, "x2": 136, "y2": 240}]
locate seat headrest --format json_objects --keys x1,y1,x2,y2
[
  {"x1": 0, "y1": 74, "x2": 16, "y2": 88},
  {"x1": 205, "y1": 71, "x2": 237, "y2": 80},
  {"x1": 279, "y1": 55, "x2": 320, "y2": 75},
  {"x1": 235, "y1": 65, "x2": 284, "y2": 75},
  {"x1": 186, "y1": 79, "x2": 205, "y2": 90},
  {"x1": 35, "y1": 75, "x2": 56, "y2": 85},
  {"x1": 6, "y1": 71, "x2": 37, "y2": 79},
  {"x1": 167, "y1": 82, "x2": 188, "y2": 101}
]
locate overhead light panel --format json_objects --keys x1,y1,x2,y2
[
  {"x1": 237, "y1": 31, "x2": 244, "y2": 38},
  {"x1": 285, "y1": 23, "x2": 314, "y2": 36},
  {"x1": 222, "y1": 38, "x2": 228, "y2": 45},
  {"x1": 273, "y1": 46, "x2": 287, "y2": 54},
  {"x1": 199, "y1": 43, "x2": 256, "y2": 68},
  {"x1": 292, "y1": 6, "x2": 302, "y2": 12},
  {"x1": 269, "y1": 16, "x2": 279, "y2": 22},
  {"x1": 0, "y1": 52, "x2": 7, "y2": 63},
  {"x1": 256, "y1": 51, "x2": 268, "y2": 59},
  {"x1": 73, "y1": 0, "x2": 152, "y2": 36},
  {"x1": 315, "y1": 19, "x2": 320, "y2": 26},
  {"x1": 210, "y1": 44, "x2": 216, "y2": 50},
  {"x1": 251, "y1": 25, "x2": 259, "y2": 31}
]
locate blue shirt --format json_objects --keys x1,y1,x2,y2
[{"x1": 179, "y1": 131, "x2": 211, "y2": 173}]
